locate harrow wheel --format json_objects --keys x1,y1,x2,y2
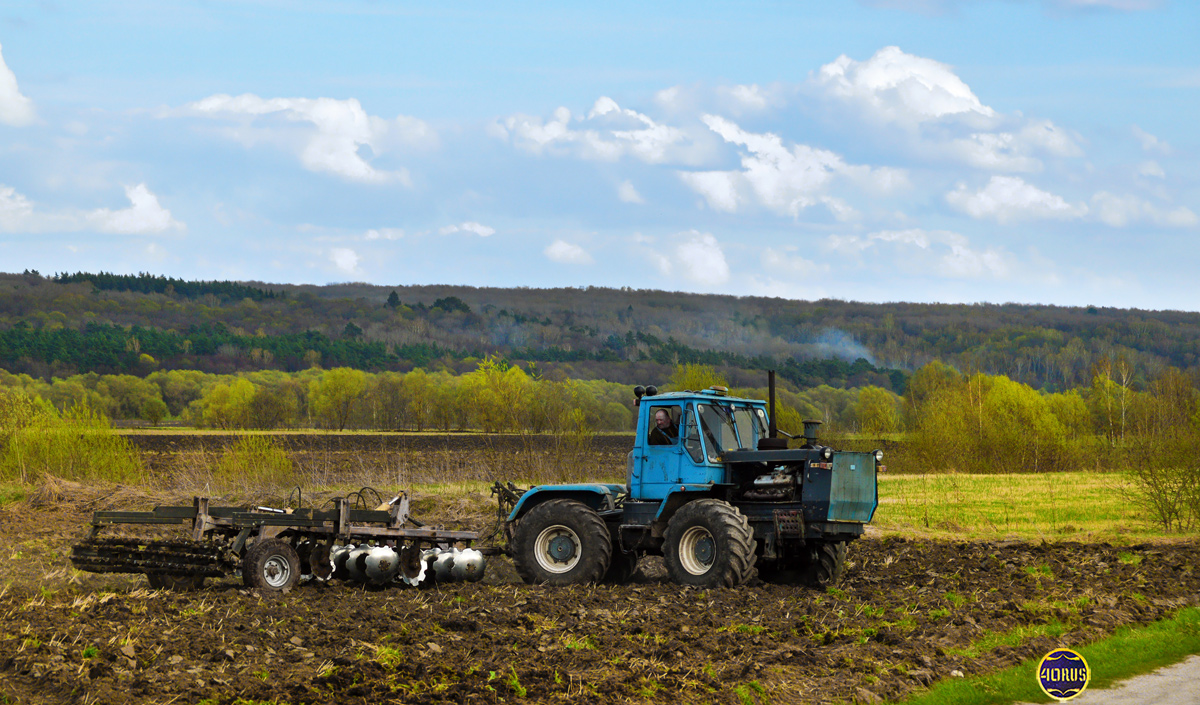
[
  {"x1": 512, "y1": 499, "x2": 611, "y2": 585},
  {"x1": 243, "y1": 539, "x2": 301, "y2": 592},
  {"x1": 663, "y1": 499, "x2": 755, "y2": 588}
]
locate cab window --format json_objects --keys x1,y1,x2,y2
[
  {"x1": 732, "y1": 406, "x2": 767, "y2": 450},
  {"x1": 646, "y1": 405, "x2": 681, "y2": 446}
]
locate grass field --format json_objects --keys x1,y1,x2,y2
[{"x1": 875, "y1": 471, "x2": 1164, "y2": 543}]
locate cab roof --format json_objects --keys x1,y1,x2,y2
[{"x1": 639, "y1": 389, "x2": 766, "y2": 405}]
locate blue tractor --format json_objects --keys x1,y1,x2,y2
[{"x1": 494, "y1": 373, "x2": 881, "y2": 588}]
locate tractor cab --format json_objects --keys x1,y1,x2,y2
[{"x1": 631, "y1": 387, "x2": 769, "y2": 500}]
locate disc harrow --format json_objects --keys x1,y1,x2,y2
[{"x1": 70, "y1": 491, "x2": 489, "y2": 592}]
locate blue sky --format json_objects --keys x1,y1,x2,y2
[{"x1": 1, "y1": 0, "x2": 1197, "y2": 309}]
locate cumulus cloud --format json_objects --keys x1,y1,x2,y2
[
  {"x1": 679, "y1": 115, "x2": 907, "y2": 217},
  {"x1": 330, "y1": 247, "x2": 360, "y2": 273},
  {"x1": 87, "y1": 184, "x2": 185, "y2": 234},
  {"x1": 946, "y1": 176, "x2": 1086, "y2": 223},
  {"x1": 494, "y1": 96, "x2": 701, "y2": 164},
  {"x1": 617, "y1": 180, "x2": 645, "y2": 204},
  {"x1": 1089, "y1": 192, "x2": 1198, "y2": 228},
  {"x1": 544, "y1": 240, "x2": 594, "y2": 264},
  {"x1": 439, "y1": 221, "x2": 495, "y2": 237},
  {"x1": 675, "y1": 231, "x2": 730, "y2": 285},
  {"x1": 179, "y1": 93, "x2": 433, "y2": 184},
  {"x1": 816, "y1": 45, "x2": 994, "y2": 125},
  {"x1": 0, "y1": 183, "x2": 182, "y2": 235},
  {"x1": 0, "y1": 185, "x2": 36, "y2": 230},
  {"x1": 828, "y1": 228, "x2": 1011, "y2": 279},
  {"x1": 810, "y1": 46, "x2": 1081, "y2": 171},
  {"x1": 945, "y1": 177, "x2": 1196, "y2": 228},
  {"x1": 0, "y1": 44, "x2": 35, "y2": 127}
]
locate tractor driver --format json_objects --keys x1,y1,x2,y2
[{"x1": 648, "y1": 408, "x2": 678, "y2": 445}]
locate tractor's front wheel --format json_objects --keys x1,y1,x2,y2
[
  {"x1": 798, "y1": 540, "x2": 847, "y2": 589},
  {"x1": 243, "y1": 539, "x2": 301, "y2": 592},
  {"x1": 511, "y1": 500, "x2": 612, "y2": 585},
  {"x1": 663, "y1": 500, "x2": 755, "y2": 588}
]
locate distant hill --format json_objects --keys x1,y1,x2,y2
[{"x1": 3, "y1": 270, "x2": 1198, "y2": 391}]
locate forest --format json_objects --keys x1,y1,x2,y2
[{"x1": 3, "y1": 271, "x2": 1200, "y2": 393}]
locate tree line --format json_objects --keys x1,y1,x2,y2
[{"x1": 7, "y1": 271, "x2": 1200, "y2": 392}]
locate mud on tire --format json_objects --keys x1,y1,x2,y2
[
  {"x1": 243, "y1": 539, "x2": 301, "y2": 592},
  {"x1": 799, "y1": 540, "x2": 847, "y2": 589},
  {"x1": 663, "y1": 499, "x2": 755, "y2": 588},
  {"x1": 511, "y1": 499, "x2": 612, "y2": 585}
]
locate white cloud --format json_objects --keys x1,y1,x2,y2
[
  {"x1": 87, "y1": 184, "x2": 184, "y2": 234},
  {"x1": 617, "y1": 180, "x2": 645, "y2": 204},
  {"x1": 0, "y1": 185, "x2": 36, "y2": 230},
  {"x1": 1131, "y1": 125, "x2": 1171, "y2": 155},
  {"x1": 810, "y1": 46, "x2": 1081, "y2": 172},
  {"x1": 946, "y1": 176, "x2": 1086, "y2": 223},
  {"x1": 815, "y1": 45, "x2": 994, "y2": 125},
  {"x1": 1, "y1": 183, "x2": 182, "y2": 235},
  {"x1": 675, "y1": 231, "x2": 730, "y2": 284},
  {"x1": 496, "y1": 97, "x2": 698, "y2": 164},
  {"x1": 440, "y1": 221, "x2": 495, "y2": 237},
  {"x1": 679, "y1": 114, "x2": 907, "y2": 217},
  {"x1": 330, "y1": 247, "x2": 360, "y2": 273},
  {"x1": 727, "y1": 84, "x2": 770, "y2": 111},
  {"x1": 0, "y1": 44, "x2": 35, "y2": 127},
  {"x1": 828, "y1": 228, "x2": 1011, "y2": 279},
  {"x1": 365, "y1": 228, "x2": 404, "y2": 240},
  {"x1": 180, "y1": 93, "x2": 433, "y2": 184},
  {"x1": 1090, "y1": 192, "x2": 1198, "y2": 228},
  {"x1": 544, "y1": 240, "x2": 594, "y2": 264}
]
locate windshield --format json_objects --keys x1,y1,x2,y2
[
  {"x1": 697, "y1": 403, "x2": 740, "y2": 462},
  {"x1": 732, "y1": 406, "x2": 767, "y2": 449}
]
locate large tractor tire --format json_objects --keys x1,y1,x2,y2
[
  {"x1": 511, "y1": 499, "x2": 612, "y2": 585},
  {"x1": 798, "y1": 540, "x2": 847, "y2": 589},
  {"x1": 146, "y1": 573, "x2": 205, "y2": 591},
  {"x1": 243, "y1": 539, "x2": 301, "y2": 592},
  {"x1": 663, "y1": 500, "x2": 756, "y2": 588}
]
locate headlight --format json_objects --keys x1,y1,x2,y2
[
  {"x1": 822, "y1": 447, "x2": 832, "y2": 460},
  {"x1": 874, "y1": 449, "x2": 884, "y2": 462}
]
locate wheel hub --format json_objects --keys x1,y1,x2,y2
[
  {"x1": 693, "y1": 536, "x2": 714, "y2": 565},
  {"x1": 548, "y1": 535, "x2": 577, "y2": 563}
]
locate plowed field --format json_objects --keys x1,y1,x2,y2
[{"x1": 1, "y1": 494, "x2": 1197, "y2": 704}]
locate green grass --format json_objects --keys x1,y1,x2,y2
[
  {"x1": 876, "y1": 472, "x2": 1165, "y2": 543},
  {"x1": 0, "y1": 483, "x2": 26, "y2": 506},
  {"x1": 900, "y1": 606, "x2": 1200, "y2": 705}
]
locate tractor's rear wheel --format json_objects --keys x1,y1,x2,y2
[
  {"x1": 798, "y1": 540, "x2": 847, "y2": 589},
  {"x1": 663, "y1": 500, "x2": 755, "y2": 588},
  {"x1": 146, "y1": 573, "x2": 205, "y2": 591},
  {"x1": 243, "y1": 539, "x2": 301, "y2": 592},
  {"x1": 512, "y1": 500, "x2": 612, "y2": 585}
]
